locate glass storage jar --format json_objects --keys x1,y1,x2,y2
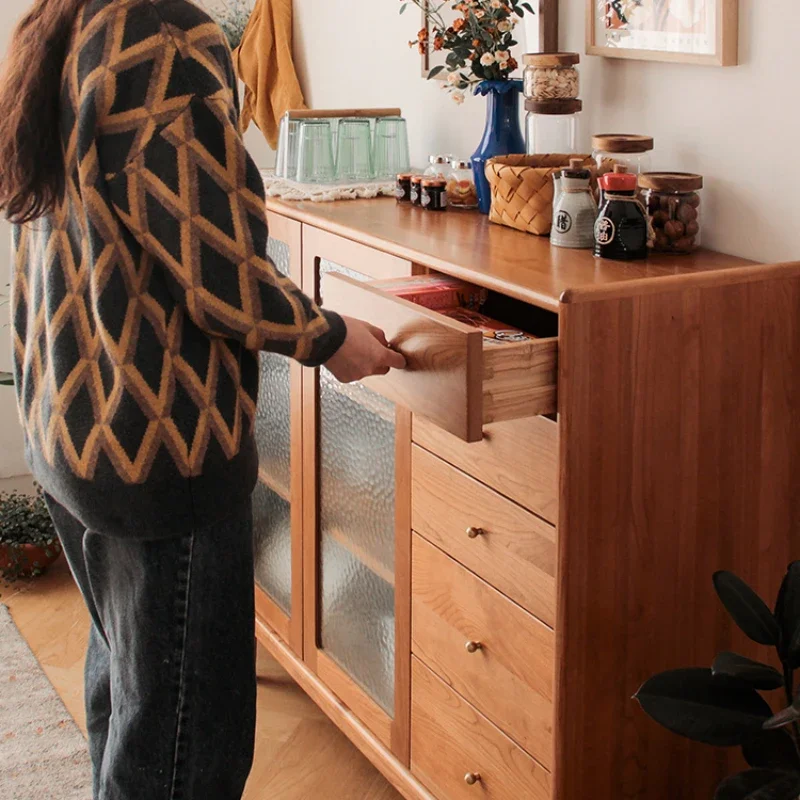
[
  {"x1": 639, "y1": 172, "x2": 703, "y2": 254},
  {"x1": 425, "y1": 155, "x2": 450, "y2": 178},
  {"x1": 523, "y1": 52, "x2": 580, "y2": 101},
  {"x1": 445, "y1": 160, "x2": 479, "y2": 209},
  {"x1": 525, "y1": 99, "x2": 580, "y2": 155},
  {"x1": 592, "y1": 134, "x2": 654, "y2": 175}
]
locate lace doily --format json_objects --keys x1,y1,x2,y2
[{"x1": 261, "y1": 170, "x2": 395, "y2": 203}]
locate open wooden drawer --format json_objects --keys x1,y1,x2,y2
[{"x1": 323, "y1": 272, "x2": 558, "y2": 443}]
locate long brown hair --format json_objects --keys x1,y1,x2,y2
[{"x1": 0, "y1": 0, "x2": 87, "y2": 224}]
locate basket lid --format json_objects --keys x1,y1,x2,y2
[
  {"x1": 592, "y1": 134, "x2": 654, "y2": 154},
  {"x1": 523, "y1": 52, "x2": 580, "y2": 67},
  {"x1": 638, "y1": 172, "x2": 704, "y2": 192},
  {"x1": 525, "y1": 98, "x2": 583, "y2": 115}
]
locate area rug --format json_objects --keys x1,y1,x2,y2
[{"x1": 0, "y1": 605, "x2": 92, "y2": 799}]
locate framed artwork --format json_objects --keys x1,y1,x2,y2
[
  {"x1": 421, "y1": 0, "x2": 559, "y2": 78},
  {"x1": 586, "y1": 0, "x2": 738, "y2": 66}
]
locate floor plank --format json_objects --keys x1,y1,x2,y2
[{"x1": 1, "y1": 557, "x2": 402, "y2": 799}]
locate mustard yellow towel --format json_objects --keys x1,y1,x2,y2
[{"x1": 233, "y1": 0, "x2": 306, "y2": 148}]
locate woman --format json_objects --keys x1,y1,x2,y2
[{"x1": 0, "y1": 1, "x2": 404, "y2": 798}]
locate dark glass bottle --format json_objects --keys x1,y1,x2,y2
[{"x1": 594, "y1": 171, "x2": 648, "y2": 261}]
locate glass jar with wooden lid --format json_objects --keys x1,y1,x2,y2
[
  {"x1": 523, "y1": 52, "x2": 580, "y2": 101},
  {"x1": 525, "y1": 99, "x2": 581, "y2": 155},
  {"x1": 592, "y1": 134, "x2": 655, "y2": 175},
  {"x1": 639, "y1": 172, "x2": 703, "y2": 255}
]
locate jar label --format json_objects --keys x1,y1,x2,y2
[
  {"x1": 595, "y1": 216, "x2": 616, "y2": 245},
  {"x1": 555, "y1": 210, "x2": 573, "y2": 233},
  {"x1": 395, "y1": 186, "x2": 407, "y2": 199},
  {"x1": 421, "y1": 191, "x2": 431, "y2": 207},
  {"x1": 410, "y1": 189, "x2": 419, "y2": 203}
]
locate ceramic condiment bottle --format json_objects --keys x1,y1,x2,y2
[
  {"x1": 594, "y1": 168, "x2": 649, "y2": 261},
  {"x1": 551, "y1": 158, "x2": 597, "y2": 249}
]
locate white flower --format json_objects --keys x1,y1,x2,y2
[
  {"x1": 447, "y1": 71, "x2": 461, "y2": 85},
  {"x1": 474, "y1": 8, "x2": 485, "y2": 18},
  {"x1": 497, "y1": 19, "x2": 511, "y2": 33},
  {"x1": 490, "y1": 0, "x2": 504, "y2": 7},
  {"x1": 480, "y1": 52, "x2": 496, "y2": 66},
  {"x1": 452, "y1": 91, "x2": 466, "y2": 105},
  {"x1": 496, "y1": 49, "x2": 510, "y2": 63}
]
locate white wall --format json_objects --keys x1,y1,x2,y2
[{"x1": 294, "y1": 0, "x2": 799, "y2": 263}]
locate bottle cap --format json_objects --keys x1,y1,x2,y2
[
  {"x1": 563, "y1": 158, "x2": 591, "y2": 179},
  {"x1": 599, "y1": 171, "x2": 637, "y2": 192},
  {"x1": 429, "y1": 155, "x2": 450, "y2": 165}
]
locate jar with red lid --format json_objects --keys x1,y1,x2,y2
[
  {"x1": 639, "y1": 172, "x2": 703, "y2": 254},
  {"x1": 594, "y1": 168, "x2": 649, "y2": 261}
]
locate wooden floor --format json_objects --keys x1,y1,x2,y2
[{"x1": 1, "y1": 556, "x2": 401, "y2": 800}]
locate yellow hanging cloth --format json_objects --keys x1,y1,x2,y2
[{"x1": 233, "y1": 0, "x2": 306, "y2": 149}]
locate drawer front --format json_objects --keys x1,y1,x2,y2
[
  {"x1": 412, "y1": 536, "x2": 554, "y2": 766},
  {"x1": 412, "y1": 446, "x2": 556, "y2": 626},
  {"x1": 411, "y1": 658, "x2": 552, "y2": 800},
  {"x1": 322, "y1": 272, "x2": 558, "y2": 443},
  {"x1": 413, "y1": 414, "x2": 559, "y2": 524}
]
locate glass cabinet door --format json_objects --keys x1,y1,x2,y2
[
  {"x1": 302, "y1": 228, "x2": 412, "y2": 763},
  {"x1": 253, "y1": 212, "x2": 303, "y2": 655}
]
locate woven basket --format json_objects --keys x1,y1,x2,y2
[{"x1": 486, "y1": 154, "x2": 595, "y2": 236}]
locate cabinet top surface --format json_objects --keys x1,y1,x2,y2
[{"x1": 266, "y1": 197, "x2": 757, "y2": 311}]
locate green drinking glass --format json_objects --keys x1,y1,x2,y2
[
  {"x1": 335, "y1": 118, "x2": 373, "y2": 182},
  {"x1": 296, "y1": 120, "x2": 336, "y2": 184},
  {"x1": 372, "y1": 116, "x2": 410, "y2": 181}
]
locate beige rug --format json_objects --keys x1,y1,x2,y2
[{"x1": 0, "y1": 605, "x2": 92, "y2": 799}]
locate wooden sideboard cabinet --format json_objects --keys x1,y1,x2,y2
[{"x1": 254, "y1": 198, "x2": 800, "y2": 800}]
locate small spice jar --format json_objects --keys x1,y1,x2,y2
[
  {"x1": 523, "y1": 53, "x2": 580, "y2": 101},
  {"x1": 425, "y1": 155, "x2": 451, "y2": 178},
  {"x1": 395, "y1": 172, "x2": 413, "y2": 203},
  {"x1": 525, "y1": 99, "x2": 581, "y2": 155},
  {"x1": 421, "y1": 177, "x2": 448, "y2": 211},
  {"x1": 592, "y1": 134, "x2": 655, "y2": 176},
  {"x1": 410, "y1": 174, "x2": 424, "y2": 206},
  {"x1": 446, "y1": 160, "x2": 479, "y2": 209},
  {"x1": 639, "y1": 172, "x2": 703, "y2": 254}
]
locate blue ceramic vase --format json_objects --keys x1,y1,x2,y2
[{"x1": 471, "y1": 79, "x2": 525, "y2": 215}]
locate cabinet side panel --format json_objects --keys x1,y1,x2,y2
[{"x1": 556, "y1": 275, "x2": 800, "y2": 800}]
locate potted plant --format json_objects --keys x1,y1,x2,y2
[
  {"x1": 400, "y1": 0, "x2": 535, "y2": 213},
  {"x1": 0, "y1": 489, "x2": 62, "y2": 582},
  {"x1": 635, "y1": 564, "x2": 800, "y2": 798}
]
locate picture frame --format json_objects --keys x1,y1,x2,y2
[
  {"x1": 586, "y1": 0, "x2": 738, "y2": 67},
  {"x1": 421, "y1": 0, "x2": 559, "y2": 79}
]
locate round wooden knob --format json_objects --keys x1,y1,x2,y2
[
  {"x1": 464, "y1": 772, "x2": 481, "y2": 786},
  {"x1": 465, "y1": 640, "x2": 482, "y2": 654},
  {"x1": 466, "y1": 526, "x2": 485, "y2": 539}
]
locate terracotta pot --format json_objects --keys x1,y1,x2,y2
[{"x1": 0, "y1": 541, "x2": 62, "y2": 579}]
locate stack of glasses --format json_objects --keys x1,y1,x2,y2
[{"x1": 275, "y1": 113, "x2": 411, "y2": 185}]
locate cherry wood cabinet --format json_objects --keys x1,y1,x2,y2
[{"x1": 253, "y1": 197, "x2": 800, "y2": 800}]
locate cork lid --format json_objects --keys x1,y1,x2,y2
[
  {"x1": 523, "y1": 52, "x2": 580, "y2": 67},
  {"x1": 396, "y1": 172, "x2": 414, "y2": 180},
  {"x1": 410, "y1": 174, "x2": 424, "y2": 184},
  {"x1": 638, "y1": 172, "x2": 704, "y2": 192},
  {"x1": 562, "y1": 157, "x2": 591, "y2": 179},
  {"x1": 592, "y1": 134, "x2": 655, "y2": 154},
  {"x1": 525, "y1": 98, "x2": 583, "y2": 115}
]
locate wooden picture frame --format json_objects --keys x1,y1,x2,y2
[
  {"x1": 586, "y1": 0, "x2": 738, "y2": 66},
  {"x1": 421, "y1": 0, "x2": 559, "y2": 79}
]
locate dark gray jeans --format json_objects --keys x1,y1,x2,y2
[{"x1": 46, "y1": 497, "x2": 257, "y2": 800}]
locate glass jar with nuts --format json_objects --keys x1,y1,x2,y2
[
  {"x1": 639, "y1": 172, "x2": 704, "y2": 255},
  {"x1": 523, "y1": 53, "x2": 580, "y2": 101}
]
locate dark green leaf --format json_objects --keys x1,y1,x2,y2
[
  {"x1": 775, "y1": 563, "x2": 800, "y2": 665},
  {"x1": 521, "y1": 2, "x2": 535, "y2": 13},
  {"x1": 427, "y1": 65, "x2": 445, "y2": 79},
  {"x1": 399, "y1": 3, "x2": 408, "y2": 14},
  {"x1": 714, "y1": 571, "x2": 781, "y2": 646},
  {"x1": 764, "y1": 702, "x2": 800, "y2": 731},
  {"x1": 742, "y1": 730, "x2": 800, "y2": 770},
  {"x1": 715, "y1": 769, "x2": 800, "y2": 800},
  {"x1": 713, "y1": 652, "x2": 785, "y2": 691},
  {"x1": 446, "y1": 51, "x2": 460, "y2": 67},
  {"x1": 0, "y1": 372, "x2": 13, "y2": 386},
  {"x1": 635, "y1": 668, "x2": 773, "y2": 746}
]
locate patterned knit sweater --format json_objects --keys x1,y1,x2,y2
[{"x1": 11, "y1": 0, "x2": 346, "y2": 537}]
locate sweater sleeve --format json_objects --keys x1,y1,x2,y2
[{"x1": 105, "y1": 95, "x2": 346, "y2": 366}]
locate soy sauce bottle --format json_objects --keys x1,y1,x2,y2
[{"x1": 594, "y1": 169, "x2": 648, "y2": 261}]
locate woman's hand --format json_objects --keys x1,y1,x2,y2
[{"x1": 324, "y1": 315, "x2": 406, "y2": 384}]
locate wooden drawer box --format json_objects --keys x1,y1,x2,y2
[
  {"x1": 413, "y1": 414, "x2": 559, "y2": 524},
  {"x1": 412, "y1": 445, "x2": 556, "y2": 626},
  {"x1": 412, "y1": 536, "x2": 554, "y2": 766},
  {"x1": 323, "y1": 272, "x2": 558, "y2": 443},
  {"x1": 411, "y1": 658, "x2": 552, "y2": 800}
]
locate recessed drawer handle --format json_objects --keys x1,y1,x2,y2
[
  {"x1": 466, "y1": 526, "x2": 485, "y2": 539},
  {"x1": 465, "y1": 640, "x2": 483, "y2": 654},
  {"x1": 464, "y1": 772, "x2": 482, "y2": 786}
]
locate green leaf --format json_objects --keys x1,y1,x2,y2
[
  {"x1": 514, "y1": 7, "x2": 524, "y2": 16},
  {"x1": 742, "y1": 730, "x2": 800, "y2": 770},
  {"x1": 0, "y1": 372, "x2": 13, "y2": 386},
  {"x1": 714, "y1": 769, "x2": 800, "y2": 800},
  {"x1": 521, "y1": 2, "x2": 535, "y2": 13},
  {"x1": 714, "y1": 571, "x2": 781, "y2": 646},
  {"x1": 427, "y1": 65, "x2": 446, "y2": 79},
  {"x1": 399, "y1": 3, "x2": 408, "y2": 14},
  {"x1": 712, "y1": 652, "x2": 784, "y2": 691},
  {"x1": 635, "y1": 668, "x2": 773, "y2": 746}
]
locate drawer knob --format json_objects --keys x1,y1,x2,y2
[
  {"x1": 466, "y1": 526, "x2": 485, "y2": 539},
  {"x1": 464, "y1": 772, "x2": 482, "y2": 786},
  {"x1": 465, "y1": 640, "x2": 483, "y2": 654}
]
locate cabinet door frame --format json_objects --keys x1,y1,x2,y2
[
  {"x1": 301, "y1": 226, "x2": 413, "y2": 765},
  {"x1": 254, "y1": 211, "x2": 304, "y2": 657}
]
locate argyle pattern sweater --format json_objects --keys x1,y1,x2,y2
[{"x1": 11, "y1": 0, "x2": 345, "y2": 537}]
